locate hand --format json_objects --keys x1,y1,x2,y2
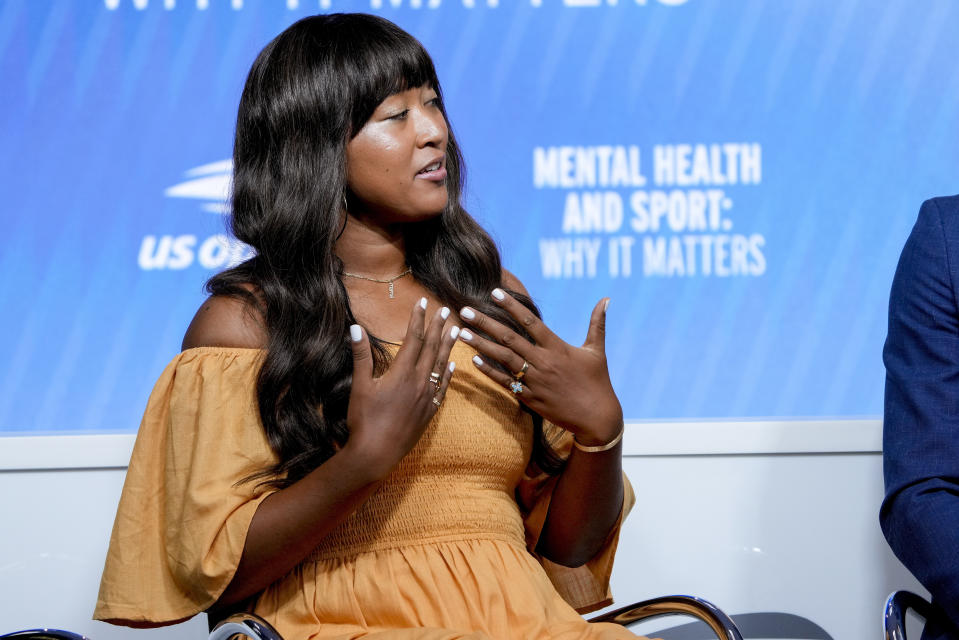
[
  {"x1": 458, "y1": 289, "x2": 623, "y2": 446},
  {"x1": 345, "y1": 297, "x2": 459, "y2": 476}
]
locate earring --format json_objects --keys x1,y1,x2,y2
[{"x1": 342, "y1": 193, "x2": 348, "y2": 212}]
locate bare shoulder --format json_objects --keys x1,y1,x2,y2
[
  {"x1": 501, "y1": 269, "x2": 532, "y2": 298},
  {"x1": 181, "y1": 289, "x2": 267, "y2": 351}
]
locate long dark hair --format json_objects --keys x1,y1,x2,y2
[{"x1": 209, "y1": 13, "x2": 564, "y2": 486}]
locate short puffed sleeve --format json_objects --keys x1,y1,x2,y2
[
  {"x1": 516, "y1": 424, "x2": 635, "y2": 615},
  {"x1": 94, "y1": 348, "x2": 278, "y2": 627}
]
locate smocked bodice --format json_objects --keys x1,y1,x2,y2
[{"x1": 312, "y1": 342, "x2": 534, "y2": 561}]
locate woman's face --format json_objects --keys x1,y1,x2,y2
[{"x1": 345, "y1": 84, "x2": 449, "y2": 225}]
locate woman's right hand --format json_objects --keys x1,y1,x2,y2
[
  {"x1": 213, "y1": 297, "x2": 458, "y2": 608},
  {"x1": 344, "y1": 297, "x2": 458, "y2": 477}
]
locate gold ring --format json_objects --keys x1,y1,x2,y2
[
  {"x1": 428, "y1": 371, "x2": 441, "y2": 391},
  {"x1": 512, "y1": 361, "x2": 529, "y2": 380},
  {"x1": 432, "y1": 396, "x2": 442, "y2": 407}
]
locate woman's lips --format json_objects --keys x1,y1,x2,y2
[{"x1": 415, "y1": 165, "x2": 447, "y2": 181}]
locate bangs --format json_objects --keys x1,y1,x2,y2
[{"x1": 338, "y1": 15, "x2": 441, "y2": 134}]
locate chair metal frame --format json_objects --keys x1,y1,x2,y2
[
  {"x1": 0, "y1": 631, "x2": 90, "y2": 640},
  {"x1": 884, "y1": 590, "x2": 936, "y2": 640},
  {"x1": 590, "y1": 594, "x2": 744, "y2": 640},
  {"x1": 209, "y1": 613, "x2": 283, "y2": 640}
]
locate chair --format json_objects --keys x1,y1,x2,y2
[
  {"x1": 590, "y1": 595, "x2": 743, "y2": 639},
  {"x1": 209, "y1": 614, "x2": 283, "y2": 640},
  {"x1": 1, "y1": 596, "x2": 743, "y2": 640},
  {"x1": 208, "y1": 596, "x2": 743, "y2": 640},
  {"x1": 884, "y1": 590, "x2": 936, "y2": 640},
  {"x1": 0, "y1": 632, "x2": 90, "y2": 640}
]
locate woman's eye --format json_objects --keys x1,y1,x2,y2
[{"x1": 387, "y1": 109, "x2": 409, "y2": 121}]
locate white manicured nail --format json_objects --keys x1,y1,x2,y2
[
  {"x1": 472, "y1": 355, "x2": 484, "y2": 366},
  {"x1": 604, "y1": 298, "x2": 610, "y2": 312},
  {"x1": 491, "y1": 288, "x2": 505, "y2": 301},
  {"x1": 419, "y1": 297, "x2": 427, "y2": 310},
  {"x1": 450, "y1": 326, "x2": 460, "y2": 340},
  {"x1": 350, "y1": 325, "x2": 362, "y2": 342},
  {"x1": 449, "y1": 361, "x2": 456, "y2": 373},
  {"x1": 440, "y1": 306, "x2": 450, "y2": 320},
  {"x1": 460, "y1": 329, "x2": 473, "y2": 341},
  {"x1": 461, "y1": 307, "x2": 476, "y2": 320}
]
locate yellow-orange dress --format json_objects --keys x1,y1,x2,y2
[{"x1": 94, "y1": 342, "x2": 638, "y2": 639}]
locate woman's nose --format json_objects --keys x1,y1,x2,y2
[{"x1": 415, "y1": 108, "x2": 448, "y2": 148}]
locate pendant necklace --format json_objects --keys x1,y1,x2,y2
[{"x1": 342, "y1": 267, "x2": 412, "y2": 299}]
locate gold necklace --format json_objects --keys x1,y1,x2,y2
[{"x1": 341, "y1": 267, "x2": 412, "y2": 299}]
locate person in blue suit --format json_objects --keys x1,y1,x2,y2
[{"x1": 882, "y1": 195, "x2": 959, "y2": 640}]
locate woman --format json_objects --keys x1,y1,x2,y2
[{"x1": 95, "y1": 13, "x2": 636, "y2": 639}]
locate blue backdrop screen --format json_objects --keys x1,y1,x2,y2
[{"x1": 2, "y1": 0, "x2": 957, "y2": 434}]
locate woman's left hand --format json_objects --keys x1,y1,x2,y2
[{"x1": 458, "y1": 289, "x2": 623, "y2": 446}]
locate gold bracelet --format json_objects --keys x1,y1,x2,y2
[{"x1": 572, "y1": 423, "x2": 624, "y2": 453}]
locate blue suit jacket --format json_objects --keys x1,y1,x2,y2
[{"x1": 882, "y1": 195, "x2": 959, "y2": 640}]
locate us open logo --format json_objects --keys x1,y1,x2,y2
[
  {"x1": 138, "y1": 160, "x2": 253, "y2": 271},
  {"x1": 164, "y1": 159, "x2": 233, "y2": 214}
]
